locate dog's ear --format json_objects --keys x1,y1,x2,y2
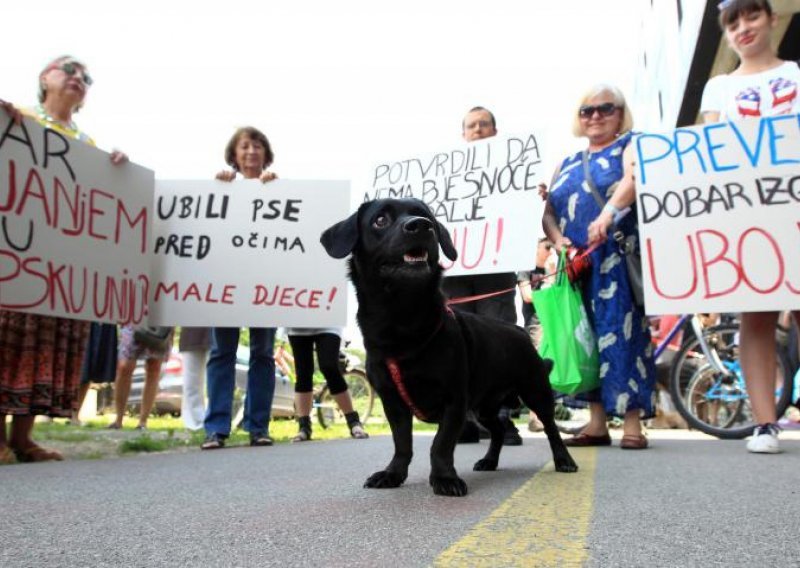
[
  {"x1": 436, "y1": 220, "x2": 458, "y2": 261},
  {"x1": 321, "y1": 211, "x2": 359, "y2": 259}
]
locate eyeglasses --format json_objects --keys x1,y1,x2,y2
[
  {"x1": 47, "y1": 61, "x2": 93, "y2": 86},
  {"x1": 465, "y1": 119, "x2": 493, "y2": 130},
  {"x1": 578, "y1": 102, "x2": 619, "y2": 119},
  {"x1": 717, "y1": 0, "x2": 733, "y2": 11}
]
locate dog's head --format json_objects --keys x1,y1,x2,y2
[{"x1": 320, "y1": 198, "x2": 457, "y2": 285}]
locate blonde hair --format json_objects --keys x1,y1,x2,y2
[
  {"x1": 571, "y1": 83, "x2": 634, "y2": 138},
  {"x1": 38, "y1": 55, "x2": 89, "y2": 112}
]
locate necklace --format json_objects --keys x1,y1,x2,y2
[
  {"x1": 35, "y1": 104, "x2": 79, "y2": 133},
  {"x1": 34, "y1": 104, "x2": 89, "y2": 142}
]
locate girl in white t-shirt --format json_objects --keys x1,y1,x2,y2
[{"x1": 700, "y1": 0, "x2": 800, "y2": 454}]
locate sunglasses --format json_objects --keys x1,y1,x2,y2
[
  {"x1": 47, "y1": 61, "x2": 93, "y2": 86},
  {"x1": 578, "y1": 102, "x2": 619, "y2": 119}
]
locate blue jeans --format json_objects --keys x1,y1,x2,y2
[{"x1": 204, "y1": 327, "x2": 276, "y2": 437}]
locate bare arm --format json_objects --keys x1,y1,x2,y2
[
  {"x1": 586, "y1": 143, "x2": 637, "y2": 243},
  {"x1": 542, "y1": 200, "x2": 571, "y2": 252}
]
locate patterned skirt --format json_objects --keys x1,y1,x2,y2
[{"x1": 0, "y1": 311, "x2": 90, "y2": 417}]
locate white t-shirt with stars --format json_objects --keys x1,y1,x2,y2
[{"x1": 700, "y1": 60, "x2": 800, "y2": 120}]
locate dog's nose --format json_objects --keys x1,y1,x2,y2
[{"x1": 403, "y1": 216, "x2": 434, "y2": 234}]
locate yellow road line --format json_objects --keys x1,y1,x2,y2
[{"x1": 434, "y1": 447, "x2": 597, "y2": 568}]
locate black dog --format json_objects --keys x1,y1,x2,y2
[{"x1": 321, "y1": 198, "x2": 577, "y2": 496}]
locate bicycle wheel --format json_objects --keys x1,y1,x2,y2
[
  {"x1": 668, "y1": 323, "x2": 793, "y2": 439},
  {"x1": 316, "y1": 369, "x2": 375, "y2": 429}
]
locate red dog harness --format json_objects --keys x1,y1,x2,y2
[
  {"x1": 383, "y1": 307, "x2": 455, "y2": 421},
  {"x1": 385, "y1": 357, "x2": 428, "y2": 421}
]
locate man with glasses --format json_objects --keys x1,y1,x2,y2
[{"x1": 445, "y1": 106, "x2": 523, "y2": 446}]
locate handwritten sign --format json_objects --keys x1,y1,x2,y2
[
  {"x1": 365, "y1": 132, "x2": 547, "y2": 275},
  {"x1": 0, "y1": 114, "x2": 154, "y2": 324},
  {"x1": 635, "y1": 114, "x2": 800, "y2": 314},
  {"x1": 149, "y1": 179, "x2": 350, "y2": 327}
]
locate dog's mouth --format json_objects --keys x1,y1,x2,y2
[{"x1": 403, "y1": 248, "x2": 429, "y2": 264}]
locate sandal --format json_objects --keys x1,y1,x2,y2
[
  {"x1": 292, "y1": 429, "x2": 311, "y2": 443},
  {"x1": 350, "y1": 423, "x2": 369, "y2": 439},
  {"x1": 0, "y1": 446, "x2": 16, "y2": 465},
  {"x1": 107, "y1": 422, "x2": 122, "y2": 430},
  {"x1": 250, "y1": 434, "x2": 274, "y2": 447},
  {"x1": 620, "y1": 434, "x2": 649, "y2": 450},
  {"x1": 13, "y1": 445, "x2": 64, "y2": 463},
  {"x1": 563, "y1": 431, "x2": 612, "y2": 447},
  {"x1": 201, "y1": 434, "x2": 225, "y2": 450}
]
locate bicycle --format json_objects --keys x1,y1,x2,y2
[{"x1": 664, "y1": 314, "x2": 795, "y2": 440}]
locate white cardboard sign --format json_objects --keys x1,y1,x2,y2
[
  {"x1": 365, "y1": 132, "x2": 548, "y2": 276},
  {"x1": 635, "y1": 114, "x2": 800, "y2": 314},
  {"x1": 148, "y1": 179, "x2": 350, "y2": 327},
  {"x1": 0, "y1": 114, "x2": 154, "y2": 325}
]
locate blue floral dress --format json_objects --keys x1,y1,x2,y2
[{"x1": 547, "y1": 132, "x2": 656, "y2": 418}]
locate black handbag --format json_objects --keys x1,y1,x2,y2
[
  {"x1": 581, "y1": 150, "x2": 644, "y2": 307},
  {"x1": 132, "y1": 326, "x2": 173, "y2": 350}
]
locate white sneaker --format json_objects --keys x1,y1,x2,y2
[{"x1": 746, "y1": 423, "x2": 781, "y2": 454}]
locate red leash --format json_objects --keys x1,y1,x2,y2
[{"x1": 446, "y1": 287, "x2": 516, "y2": 305}]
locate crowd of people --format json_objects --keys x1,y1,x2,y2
[{"x1": 1, "y1": 0, "x2": 798, "y2": 464}]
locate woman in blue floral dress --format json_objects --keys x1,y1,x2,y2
[{"x1": 542, "y1": 84, "x2": 656, "y2": 450}]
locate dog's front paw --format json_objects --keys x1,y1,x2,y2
[
  {"x1": 473, "y1": 458, "x2": 498, "y2": 471},
  {"x1": 554, "y1": 451, "x2": 579, "y2": 473},
  {"x1": 364, "y1": 470, "x2": 406, "y2": 489},
  {"x1": 429, "y1": 475, "x2": 468, "y2": 497}
]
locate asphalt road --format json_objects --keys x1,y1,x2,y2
[{"x1": 1, "y1": 429, "x2": 799, "y2": 567}]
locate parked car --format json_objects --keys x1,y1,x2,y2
[
  {"x1": 100, "y1": 347, "x2": 294, "y2": 419},
  {"x1": 126, "y1": 351, "x2": 185, "y2": 417}
]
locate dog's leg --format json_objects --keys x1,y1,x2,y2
[
  {"x1": 428, "y1": 404, "x2": 468, "y2": 497},
  {"x1": 363, "y1": 397, "x2": 413, "y2": 489},
  {"x1": 520, "y1": 361, "x2": 578, "y2": 473},
  {"x1": 473, "y1": 411, "x2": 504, "y2": 471}
]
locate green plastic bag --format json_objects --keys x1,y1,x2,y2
[{"x1": 533, "y1": 250, "x2": 600, "y2": 395}]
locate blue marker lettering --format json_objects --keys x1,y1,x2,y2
[
  {"x1": 636, "y1": 133, "x2": 674, "y2": 185},
  {"x1": 703, "y1": 122, "x2": 738, "y2": 173}
]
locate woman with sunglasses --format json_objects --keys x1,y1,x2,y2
[
  {"x1": 0, "y1": 55, "x2": 128, "y2": 464},
  {"x1": 700, "y1": 0, "x2": 800, "y2": 454},
  {"x1": 541, "y1": 84, "x2": 656, "y2": 450}
]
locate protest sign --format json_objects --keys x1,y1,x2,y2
[
  {"x1": 149, "y1": 179, "x2": 350, "y2": 327},
  {"x1": 0, "y1": 113, "x2": 154, "y2": 324},
  {"x1": 635, "y1": 114, "x2": 800, "y2": 314},
  {"x1": 365, "y1": 132, "x2": 547, "y2": 276}
]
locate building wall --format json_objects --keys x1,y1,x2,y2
[
  {"x1": 630, "y1": 0, "x2": 707, "y2": 132},
  {"x1": 631, "y1": 0, "x2": 800, "y2": 131}
]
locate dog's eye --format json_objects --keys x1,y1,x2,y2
[{"x1": 373, "y1": 214, "x2": 390, "y2": 229}]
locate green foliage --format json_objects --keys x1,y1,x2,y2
[
  {"x1": 25, "y1": 412, "x2": 441, "y2": 462},
  {"x1": 119, "y1": 434, "x2": 174, "y2": 454}
]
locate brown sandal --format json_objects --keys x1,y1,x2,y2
[
  {"x1": 620, "y1": 434, "x2": 649, "y2": 450},
  {"x1": 13, "y1": 446, "x2": 64, "y2": 463},
  {"x1": 0, "y1": 446, "x2": 16, "y2": 465},
  {"x1": 563, "y1": 431, "x2": 612, "y2": 447}
]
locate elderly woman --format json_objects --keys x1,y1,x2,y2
[
  {"x1": 0, "y1": 55, "x2": 127, "y2": 463},
  {"x1": 201, "y1": 126, "x2": 278, "y2": 450},
  {"x1": 542, "y1": 84, "x2": 656, "y2": 450},
  {"x1": 701, "y1": 0, "x2": 800, "y2": 454}
]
